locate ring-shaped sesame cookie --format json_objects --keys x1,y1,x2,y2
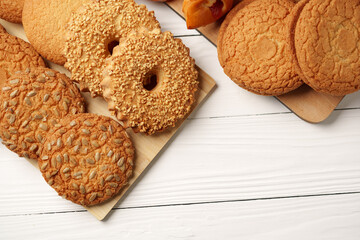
[
  {"x1": 0, "y1": 67, "x2": 85, "y2": 160},
  {"x1": 64, "y1": 0, "x2": 161, "y2": 97},
  {"x1": 0, "y1": 32, "x2": 45, "y2": 88},
  {"x1": 294, "y1": 0, "x2": 360, "y2": 96},
  {"x1": 39, "y1": 113, "x2": 135, "y2": 206},
  {"x1": 22, "y1": 0, "x2": 90, "y2": 65},
  {"x1": 0, "y1": 24, "x2": 6, "y2": 33},
  {"x1": 102, "y1": 31, "x2": 198, "y2": 135},
  {"x1": 218, "y1": 0, "x2": 302, "y2": 96},
  {"x1": 0, "y1": 0, "x2": 24, "y2": 23}
]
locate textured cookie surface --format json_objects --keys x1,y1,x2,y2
[
  {"x1": 39, "y1": 113, "x2": 135, "y2": 206},
  {"x1": 294, "y1": 0, "x2": 360, "y2": 96},
  {"x1": 0, "y1": 24, "x2": 6, "y2": 33},
  {"x1": 0, "y1": 67, "x2": 85, "y2": 160},
  {"x1": 0, "y1": 32, "x2": 45, "y2": 88},
  {"x1": 218, "y1": 0, "x2": 302, "y2": 96},
  {"x1": 22, "y1": 0, "x2": 89, "y2": 65},
  {"x1": 65, "y1": 0, "x2": 161, "y2": 97},
  {"x1": 102, "y1": 31, "x2": 198, "y2": 135},
  {"x1": 0, "y1": 0, "x2": 24, "y2": 23}
]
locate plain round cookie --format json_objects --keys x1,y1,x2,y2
[
  {"x1": 0, "y1": 67, "x2": 85, "y2": 160},
  {"x1": 0, "y1": 0, "x2": 24, "y2": 23},
  {"x1": 294, "y1": 0, "x2": 360, "y2": 96},
  {"x1": 0, "y1": 32, "x2": 45, "y2": 88},
  {"x1": 64, "y1": 0, "x2": 161, "y2": 97},
  {"x1": 102, "y1": 31, "x2": 198, "y2": 135},
  {"x1": 22, "y1": 0, "x2": 90, "y2": 65},
  {"x1": 217, "y1": 0, "x2": 302, "y2": 96},
  {"x1": 39, "y1": 113, "x2": 135, "y2": 206}
]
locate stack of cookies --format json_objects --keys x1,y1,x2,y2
[
  {"x1": 218, "y1": 0, "x2": 360, "y2": 97},
  {"x1": 0, "y1": 0, "x2": 199, "y2": 206}
]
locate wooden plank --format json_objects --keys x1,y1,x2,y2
[
  {"x1": 1, "y1": 109, "x2": 360, "y2": 216},
  {"x1": 1, "y1": 193, "x2": 359, "y2": 239},
  {"x1": 0, "y1": 18, "x2": 216, "y2": 220},
  {"x1": 166, "y1": 0, "x2": 344, "y2": 123}
]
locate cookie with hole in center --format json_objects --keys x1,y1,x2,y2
[
  {"x1": 64, "y1": 0, "x2": 161, "y2": 97},
  {"x1": 22, "y1": 0, "x2": 90, "y2": 65},
  {"x1": 0, "y1": 67, "x2": 85, "y2": 160},
  {"x1": 0, "y1": 0, "x2": 24, "y2": 23},
  {"x1": 0, "y1": 32, "x2": 45, "y2": 88},
  {"x1": 38, "y1": 113, "x2": 135, "y2": 206},
  {"x1": 217, "y1": 0, "x2": 302, "y2": 96},
  {"x1": 293, "y1": 0, "x2": 360, "y2": 96},
  {"x1": 102, "y1": 31, "x2": 198, "y2": 135},
  {"x1": 0, "y1": 24, "x2": 6, "y2": 33}
]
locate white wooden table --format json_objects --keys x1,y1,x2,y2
[{"x1": 1, "y1": 1, "x2": 360, "y2": 239}]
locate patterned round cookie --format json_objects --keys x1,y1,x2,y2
[
  {"x1": 0, "y1": 32, "x2": 45, "y2": 88},
  {"x1": 38, "y1": 113, "x2": 135, "y2": 206},
  {"x1": 217, "y1": 0, "x2": 302, "y2": 96},
  {"x1": 0, "y1": 0, "x2": 24, "y2": 23},
  {"x1": 102, "y1": 31, "x2": 198, "y2": 135},
  {"x1": 294, "y1": 0, "x2": 360, "y2": 96},
  {"x1": 0, "y1": 67, "x2": 85, "y2": 160},
  {"x1": 22, "y1": 0, "x2": 90, "y2": 65},
  {"x1": 64, "y1": 0, "x2": 161, "y2": 97}
]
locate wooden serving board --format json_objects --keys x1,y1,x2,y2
[
  {"x1": 1, "y1": 20, "x2": 216, "y2": 221},
  {"x1": 167, "y1": 0, "x2": 344, "y2": 123}
]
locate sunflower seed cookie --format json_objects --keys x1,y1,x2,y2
[
  {"x1": 0, "y1": 67, "x2": 85, "y2": 160},
  {"x1": 0, "y1": 0, "x2": 24, "y2": 23},
  {"x1": 102, "y1": 31, "x2": 198, "y2": 135},
  {"x1": 22, "y1": 0, "x2": 90, "y2": 65},
  {"x1": 293, "y1": 0, "x2": 360, "y2": 96},
  {"x1": 218, "y1": 0, "x2": 302, "y2": 96},
  {"x1": 39, "y1": 113, "x2": 135, "y2": 206},
  {"x1": 0, "y1": 32, "x2": 45, "y2": 88},
  {"x1": 64, "y1": 0, "x2": 161, "y2": 97}
]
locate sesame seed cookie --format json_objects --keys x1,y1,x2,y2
[
  {"x1": 217, "y1": 0, "x2": 302, "y2": 96},
  {"x1": 22, "y1": 0, "x2": 90, "y2": 65},
  {"x1": 39, "y1": 113, "x2": 134, "y2": 206},
  {"x1": 0, "y1": 0, "x2": 24, "y2": 23},
  {"x1": 102, "y1": 31, "x2": 198, "y2": 135},
  {"x1": 0, "y1": 67, "x2": 85, "y2": 160},
  {"x1": 64, "y1": 0, "x2": 161, "y2": 97},
  {"x1": 0, "y1": 32, "x2": 45, "y2": 88},
  {"x1": 293, "y1": 0, "x2": 360, "y2": 96}
]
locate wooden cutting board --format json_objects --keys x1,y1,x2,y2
[
  {"x1": 0, "y1": 20, "x2": 216, "y2": 221},
  {"x1": 167, "y1": 0, "x2": 344, "y2": 123}
]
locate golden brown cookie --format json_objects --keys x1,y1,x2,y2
[
  {"x1": 0, "y1": 24, "x2": 6, "y2": 33},
  {"x1": 38, "y1": 113, "x2": 134, "y2": 206},
  {"x1": 217, "y1": 0, "x2": 302, "y2": 96},
  {"x1": 64, "y1": 0, "x2": 161, "y2": 97},
  {"x1": 22, "y1": 0, "x2": 90, "y2": 65},
  {"x1": 0, "y1": 67, "x2": 85, "y2": 160},
  {"x1": 0, "y1": 0, "x2": 24, "y2": 23},
  {"x1": 102, "y1": 31, "x2": 198, "y2": 135},
  {"x1": 0, "y1": 32, "x2": 45, "y2": 88},
  {"x1": 294, "y1": 0, "x2": 360, "y2": 96}
]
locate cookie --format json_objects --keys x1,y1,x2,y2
[
  {"x1": 0, "y1": 32, "x2": 45, "y2": 88},
  {"x1": 38, "y1": 113, "x2": 135, "y2": 206},
  {"x1": 64, "y1": 0, "x2": 161, "y2": 97},
  {"x1": 293, "y1": 0, "x2": 360, "y2": 96},
  {"x1": 0, "y1": 24, "x2": 6, "y2": 33},
  {"x1": 0, "y1": 0, "x2": 24, "y2": 23},
  {"x1": 0, "y1": 67, "x2": 85, "y2": 160},
  {"x1": 217, "y1": 0, "x2": 303, "y2": 96},
  {"x1": 102, "y1": 31, "x2": 198, "y2": 135},
  {"x1": 22, "y1": 0, "x2": 90, "y2": 65}
]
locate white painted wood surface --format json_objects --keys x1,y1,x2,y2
[{"x1": 1, "y1": 0, "x2": 360, "y2": 238}]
